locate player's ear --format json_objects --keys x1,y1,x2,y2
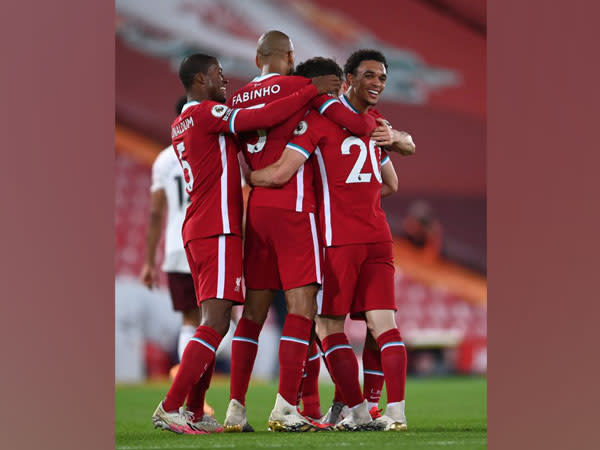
[
  {"x1": 346, "y1": 73, "x2": 354, "y2": 88},
  {"x1": 255, "y1": 53, "x2": 262, "y2": 70},
  {"x1": 193, "y1": 72, "x2": 206, "y2": 86}
]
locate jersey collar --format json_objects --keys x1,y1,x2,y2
[
  {"x1": 181, "y1": 100, "x2": 201, "y2": 113},
  {"x1": 339, "y1": 94, "x2": 360, "y2": 114},
  {"x1": 251, "y1": 72, "x2": 280, "y2": 82}
]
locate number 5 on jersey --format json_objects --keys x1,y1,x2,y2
[{"x1": 175, "y1": 142, "x2": 194, "y2": 192}]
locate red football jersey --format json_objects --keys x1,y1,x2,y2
[
  {"x1": 229, "y1": 73, "x2": 377, "y2": 213},
  {"x1": 287, "y1": 109, "x2": 392, "y2": 247},
  {"x1": 171, "y1": 83, "x2": 320, "y2": 243},
  {"x1": 229, "y1": 73, "x2": 315, "y2": 212}
]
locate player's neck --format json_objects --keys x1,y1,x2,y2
[
  {"x1": 345, "y1": 90, "x2": 370, "y2": 114},
  {"x1": 260, "y1": 63, "x2": 282, "y2": 76},
  {"x1": 187, "y1": 91, "x2": 209, "y2": 103}
]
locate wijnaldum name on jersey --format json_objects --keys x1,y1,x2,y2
[
  {"x1": 231, "y1": 84, "x2": 281, "y2": 106},
  {"x1": 172, "y1": 116, "x2": 194, "y2": 138}
]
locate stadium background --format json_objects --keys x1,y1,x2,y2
[{"x1": 114, "y1": 0, "x2": 486, "y2": 384}]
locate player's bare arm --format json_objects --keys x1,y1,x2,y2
[
  {"x1": 248, "y1": 147, "x2": 307, "y2": 188},
  {"x1": 380, "y1": 157, "x2": 398, "y2": 198},
  {"x1": 140, "y1": 189, "x2": 167, "y2": 289},
  {"x1": 371, "y1": 118, "x2": 415, "y2": 156}
]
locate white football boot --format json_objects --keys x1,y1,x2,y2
[
  {"x1": 151, "y1": 401, "x2": 202, "y2": 434},
  {"x1": 334, "y1": 400, "x2": 384, "y2": 431},
  {"x1": 223, "y1": 399, "x2": 255, "y2": 432},
  {"x1": 375, "y1": 400, "x2": 408, "y2": 431},
  {"x1": 320, "y1": 401, "x2": 349, "y2": 425},
  {"x1": 268, "y1": 393, "x2": 322, "y2": 432},
  {"x1": 180, "y1": 407, "x2": 224, "y2": 433}
]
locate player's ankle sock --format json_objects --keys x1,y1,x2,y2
[
  {"x1": 178, "y1": 324, "x2": 197, "y2": 362},
  {"x1": 376, "y1": 328, "x2": 407, "y2": 403},
  {"x1": 362, "y1": 344, "x2": 384, "y2": 408},
  {"x1": 278, "y1": 314, "x2": 312, "y2": 405},
  {"x1": 230, "y1": 318, "x2": 262, "y2": 405},
  {"x1": 163, "y1": 325, "x2": 222, "y2": 412},
  {"x1": 301, "y1": 341, "x2": 322, "y2": 418},
  {"x1": 322, "y1": 333, "x2": 364, "y2": 408},
  {"x1": 186, "y1": 360, "x2": 215, "y2": 421}
]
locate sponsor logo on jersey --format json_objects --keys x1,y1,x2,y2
[
  {"x1": 293, "y1": 120, "x2": 308, "y2": 136},
  {"x1": 211, "y1": 104, "x2": 228, "y2": 117}
]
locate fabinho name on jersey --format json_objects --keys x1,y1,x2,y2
[{"x1": 231, "y1": 84, "x2": 281, "y2": 106}]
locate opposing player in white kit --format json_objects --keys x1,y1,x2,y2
[{"x1": 141, "y1": 97, "x2": 201, "y2": 364}]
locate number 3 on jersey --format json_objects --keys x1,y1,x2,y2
[
  {"x1": 175, "y1": 142, "x2": 194, "y2": 192},
  {"x1": 341, "y1": 136, "x2": 382, "y2": 184}
]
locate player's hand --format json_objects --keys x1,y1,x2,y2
[
  {"x1": 140, "y1": 263, "x2": 157, "y2": 290},
  {"x1": 394, "y1": 130, "x2": 416, "y2": 155},
  {"x1": 371, "y1": 118, "x2": 394, "y2": 146},
  {"x1": 311, "y1": 75, "x2": 342, "y2": 95}
]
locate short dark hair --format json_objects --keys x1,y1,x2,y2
[
  {"x1": 344, "y1": 49, "x2": 388, "y2": 76},
  {"x1": 294, "y1": 57, "x2": 342, "y2": 79},
  {"x1": 175, "y1": 95, "x2": 187, "y2": 115},
  {"x1": 178, "y1": 53, "x2": 217, "y2": 89}
]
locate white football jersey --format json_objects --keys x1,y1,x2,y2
[{"x1": 150, "y1": 146, "x2": 191, "y2": 273}]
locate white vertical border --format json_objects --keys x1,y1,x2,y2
[
  {"x1": 295, "y1": 164, "x2": 305, "y2": 212},
  {"x1": 218, "y1": 134, "x2": 230, "y2": 233},
  {"x1": 308, "y1": 212, "x2": 321, "y2": 282},
  {"x1": 315, "y1": 147, "x2": 332, "y2": 246},
  {"x1": 217, "y1": 235, "x2": 226, "y2": 298}
]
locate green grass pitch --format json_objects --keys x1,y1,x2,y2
[{"x1": 116, "y1": 376, "x2": 486, "y2": 449}]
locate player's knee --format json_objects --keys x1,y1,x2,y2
[
  {"x1": 241, "y1": 305, "x2": 268, "y2": 325},
  {"x1": 181, "y1": 308, "x2": 201, "y2": 326},
  {"x1": 201, "y1": 316, "x2": 230, "y2": 337},
  {"x1": 365, "y1": 319, "x2": 380, "y2": 340},
  {"x1": 287, "y1": 299, "x2": 316, "y2": 320},
  {"x1": 315, "y1": 315, "x2": 343, "y2": 338}
]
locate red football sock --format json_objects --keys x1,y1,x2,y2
[
  {"x1": 376, "y1": 328, "x2": 407, "y2": 403},
  {"x1": 362, "y1": 344, "x2": 384, "y2": 406},
  {"x1": 163, "y1": 325, "x2": 222, "y2": 412},
  {"x1": 278, "y1": 314, "x2": 312, "y2": 405},
  {"x1": 317, "y1": 339, "x2": 345, "y2": 404},
  {"x1": 322, "y1": 333, "x2": 364, "y2": 408},
  {"x1": 301, "y1": 341, "x2": 322, "y2": 419},
  {"x1": 230, "y1": 318, "x2": 262, "y2": 405},
  {"x1": 186, "y1": 359, "x2": 215, "y2": 421},
  {"x1": 333, "y1": 384, "x2": 344, "y2": 403}
]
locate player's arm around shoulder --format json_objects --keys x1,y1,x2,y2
[
  {"x1": 370, "y1": 115, "x2": 416, "y2": 156},
  {"x1": 248, "y1": 148, "x2": 308, "y2": 188},
  {"x1": 249, "y1": 112, "x2": 320, "y2": 188}
]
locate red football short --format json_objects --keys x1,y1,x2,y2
[
  {"x1": 184, "y1": 234, "x2": 244, "y2": 305},
  {"x1": 166, "y1": 272, "x2": 198, "y2": 311},
  {"x1": 244, "y1": 205, "x2": 322, "y2": 291},
  {"x1": 318, "y1": 241, "x2": 396, "y2": 318}
]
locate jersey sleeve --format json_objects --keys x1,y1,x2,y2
[
  {"x1": 193, "y1": 83, "x2": 318, "y2": 135},
  {"x1": 228, "y1": 83, "x2": 319, "y2": 133},
  {"x1": 312, "y1": 96, "x2": 376, "y2": 136},
  {"x1": 285, "y1": 112, "x2": 322, "y2": 160},
  {"x1": 380, "y1": 148, "x2": 391, "y2": 166},
  {"x1": 150, "y1": 150, "x2": 168, "y2": 192}
]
